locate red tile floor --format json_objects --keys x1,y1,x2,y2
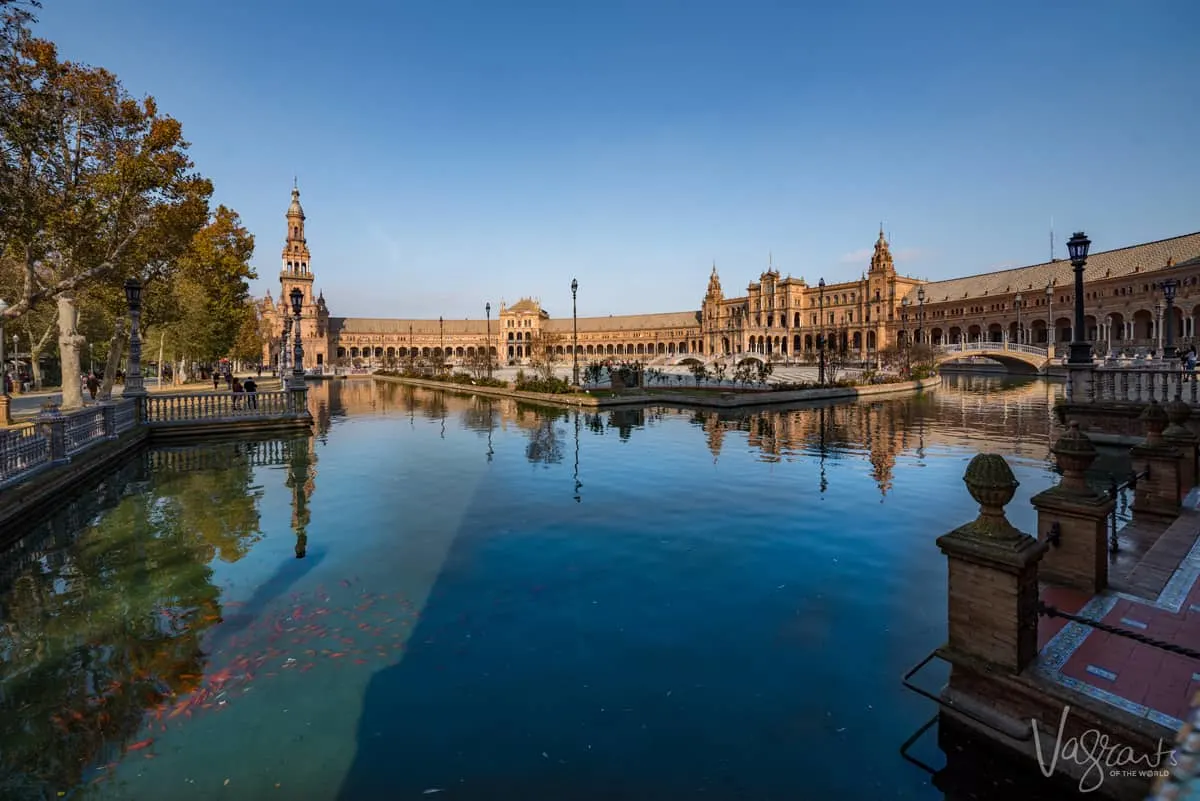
[{"x1": 1034, "y1": 558, "x2": 1200, "y2": 729}]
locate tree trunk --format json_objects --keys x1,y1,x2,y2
[
  {"x1": 56, "y1": 294, "x2": 85, "y2": 409},
  {"x1": 99, "y1": 317, "x2": 126, "y2": 400}
]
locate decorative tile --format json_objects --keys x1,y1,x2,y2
[
  {"x1": 1086, "y1": 665, "x2": 1119, "y2": 681},
  {"x1": 1147, "y1": 708, "x2": 1186, "y2": 731},
  {"x1": 1120, "y1": 617, "x2": 1149, "y2": 629},
  {"x1": 1055, "y1": 674, "x2": 1152, "y2": 718},
  {"x1": 1158, "y1": 532, "x2": 1200, "y2": 613}
]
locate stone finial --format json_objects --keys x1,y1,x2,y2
[
  {"x1": 1051, "y1": 421, "x2": 1097, "y2": 493},
  {"x1": 1141, "y1": 399, "x2": 1169, "y2": 446},
  {"x1": 961, "y1": 453, "x2": 1023, "y2": 540},
  {"x1": 1164, "y1": 399, "x2": 1193, "y2": 437}
]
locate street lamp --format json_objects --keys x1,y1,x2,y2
[
  {"x1": 817, "y1": 278, "x2": 826, "y2": 385},
  {"x1": 439, "y1": 315, "x2": 444, "y2": 372},
  {"x1": 0, "y1": 298, "x2": 10, "y2": 425},
  {"x1": 1160, "y1": 279, "x2": 1179, "y2": 360},
  {"x1": 485, "y1": 302, "x2": 492, "y2": 379},
  {"x1": 571, "y1": 278, "x2": 579, "y2": 386},
  {"x1": 289, "y1": 287, "x2": 304, "y2": 384},
  {"x1": 123, "y1": 278, "x2": 145, "y2": 397},
  {"x1": 1014, "y1": 293, "x2": 1023, "y2": 346},
  {"x1": 89, "y1": 342, "x2": 95, "y2": 375},
  {"x1": 916, "y1": 286, "x2": 926, "y2": 346},
  {"x1": 1066, "y1": 231, "x2": 1092, "y2": 365}
]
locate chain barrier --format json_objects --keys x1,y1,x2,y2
[
  {"x1": 1038, "y1": 601, "x2": 1200, "y2": 661},
  {"x1": 1106, "y1": 469, "x2": 1147, "y2": 554}
]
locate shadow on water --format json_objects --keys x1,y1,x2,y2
[{"x1": 334, "y1": 375, "x2": 1106, "y2": 800}]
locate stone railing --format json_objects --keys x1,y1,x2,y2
[
  {"x1": 1, "y1": 390, "x2": 309, "y2": 491},
  {"x1": 938, "y1": 341, "x2": 1049, "y2": 358},
  {"x1": 0, "y1": 398, "x2": 137, "y2": 489},
  {"x1": 0, "y1": 423, "x2": 51, "y2": 489},
  {"x1": 141, "y1": 390, "x2": 296, "y2": 424},
  {"x1": 1088, "y1": 367, "x2": 1199, "y2": 405}
]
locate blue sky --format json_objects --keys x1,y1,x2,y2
[{"x1": 33, "y1": 0, "x2": 1200, "y2": 319}]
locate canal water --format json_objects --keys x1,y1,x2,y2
[{"x1": 0, "y1": 375, "x2": 1129, "y2": 800}]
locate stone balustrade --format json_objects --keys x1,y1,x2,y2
[
  {"x1": 0, "y1": 424, "x2": 51, "y2": 489},
  {"x1": 1089, "y1": 367, "x2": 1199, "y2": 405},
  {"x1": 141, "y1": 390, "x2": 296, "y2": 423},
  {"x1": 1, "y1": 389, "x2": 309, "y2": 490}
]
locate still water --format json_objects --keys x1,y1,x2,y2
[{"x1": 0, "y1": 375, "x2": 1126, "y2": 800}]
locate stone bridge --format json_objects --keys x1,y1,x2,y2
[{"x1": 936, "y1": 342, "x2": 1051, "y2": 372}]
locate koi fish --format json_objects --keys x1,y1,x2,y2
[{"x1": 128, "y1": 739, "x2": 154, "y2": 751}]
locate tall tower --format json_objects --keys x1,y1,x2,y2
[
  {"x1": 280, "y1": 182, "x2": 314, "y2": 307},
  {"x1": 272, "y1": 183, "x2": 329, "y2": 369}
]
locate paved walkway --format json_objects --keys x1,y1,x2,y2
[{"x1": 1034, "y1": 497, "x2": 1200, "y2": 731}]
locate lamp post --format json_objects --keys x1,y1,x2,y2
[
  {"x1": 438, "y1": 315, "x2": 445, "y2": 372},
  {"x1": 485, "y1": 302, "x2": 492, "y2": 379},
  {"x1": 0, "y1": 298, "x2": 10, "y2": 425},
  {"x1": 280, "y1": 315, "x2": 291, "y2": 375},
  {"x1": 1066, "y1": 231, "x2": 1092, "y2": 365},
  {"x1": 1046, "y1": 283, "x2": 1054, "y2": 347},
  {"x1": 817, "y1": 278, "x2": 826, "y2": 385},
  {"x1": 123, "y1": 278, "x2": 145, "y2": 397},
  {"x1": 289, "y1": 287, "x2": 304, "y2": 388},
  {"x1": 1160, "y1": 278, "x2": 1179, "y2": 360},
  {"x1": 916, "y1": 286, "x2": 926, "y2": 346},
  {"x1": 89, "y1": 342, "x2": 94, "y2": 375},
  {"x1": 571, "y1": 278, "x2": 579, "y2": 385},
  {"x1": 409, "y1": 324, "x2": 413, "y2": 372},
  {"x1": 1014, "y1": 293, "x2": 1023, "y2": 346}
]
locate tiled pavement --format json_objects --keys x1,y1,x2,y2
[{"x1": 1033, "y1": 512, "x2": 1200, "y2": 732}]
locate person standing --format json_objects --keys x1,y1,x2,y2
[{"x1": 243, "y1": 375, "x2": 258, "y2": 409}]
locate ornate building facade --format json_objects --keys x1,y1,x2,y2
[{"x1": 261, "y1": 186, "x2": 1200, "y2": 369}]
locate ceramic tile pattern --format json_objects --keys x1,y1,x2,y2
[{"x1": 1033, "y1": 531, "x2": 1200, "y2": 734}]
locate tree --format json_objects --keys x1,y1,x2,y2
[
  {"x1": 527, "y1": 328, "x2": 563, "y2": 382},
  {"x1": 0, "y1": 26, "x2": 212, "y2": 322},
  {"x1": 229, "y1": 302, "x2": 265, "y2": 366},
  {"x1": 821, "y1": 327, "x2": 852, "y2": 384},
  {"x1": 464, "y1": 346, "x2": 491, "y2": 379},
  {"x1": 156, "y1": 206, "x2": 256, "y2": 365}
]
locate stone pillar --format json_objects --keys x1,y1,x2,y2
[
  {"x1": 56, "y1": 294, "x2": 85, "y2": 410},
  {"x1": 36, "y1": 401, "x2": 68, "y2": 464},
  {"x1": 1131, "y1": 400, "x2": 1183, "y2": 520},
  {"x1": 1030, "y1": 422, "x2": 1115, "y2": 593},
  {"x1": 100, "y1": 400, "x2": 117, "y2": 440},
  {"x1": 1163, "y1": 400, "x2": 1198, "y2": 493},
  {"x1": 936, "y1": 454, "x2": 1048, "y2": 673},
  {"x1": 1064, "y1": 364, "x2": 1094, "y2": 403}
]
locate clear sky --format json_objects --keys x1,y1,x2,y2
[{"x1": 31, "y1": 0, "x2": 1200, "y2": 320}]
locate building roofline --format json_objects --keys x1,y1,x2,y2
[{"x1": 924, "y1": 231, "x2": 1200, "y2": 288}]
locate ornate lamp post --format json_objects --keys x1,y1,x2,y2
[
  {"x1": 123, "y1": 278, "x2": 146, "y2": 398},
  {"x1": 1014, "y1": 293, "x2": 1023, "y2": 346},
  {"x1": 0, "y1": 298, "x2": 10, "y2": 425},
  {"x1": 289, "y1": 287, "x2": 304, "y2": 388},
  {"x1": 280, "y1": 315, "x2": 291, "y2": 375},
  {"x1": 571, "y1": 278, "x2": 579, "y2": 385},
  {"x1": 1160, "y1": 278, "x2": 1179, "y2": 360},
  {"x1": 485, "y1": 302, "x2": 492, "y2": 379},
  {"x1": 1045, "y1": 282, "x2": 1054, "y2": 347},
  {"x1": 1066, "y1": 231, "x2": 1092, "y2": 365},
  {"x1": 439, "y1": 315, "x2": 444, "y2": 371},
  {"x1": 901, "y1": 295, "x2": 910, "y2": 349},
  {"x1": 916, "y1": 286, "x2": 926, "y2": 346},
  {"x1": 817, "y1": 278, "x2": 826, "y2": 385}
]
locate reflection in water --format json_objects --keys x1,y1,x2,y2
[
  {"x1": 0, "y1": 437, "x2": 319, "y2": 799},
  {"x1": 0, "y1": 374, "x2": 1136, "y2": 800}
]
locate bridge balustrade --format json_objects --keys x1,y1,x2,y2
[{"x1": 1, "y1": 389, "x2": 309, "y2": 490}]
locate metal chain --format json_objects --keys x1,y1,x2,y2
[{"x1": 1038, "y1": 602, "x2": 1200, "y2": 661}]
